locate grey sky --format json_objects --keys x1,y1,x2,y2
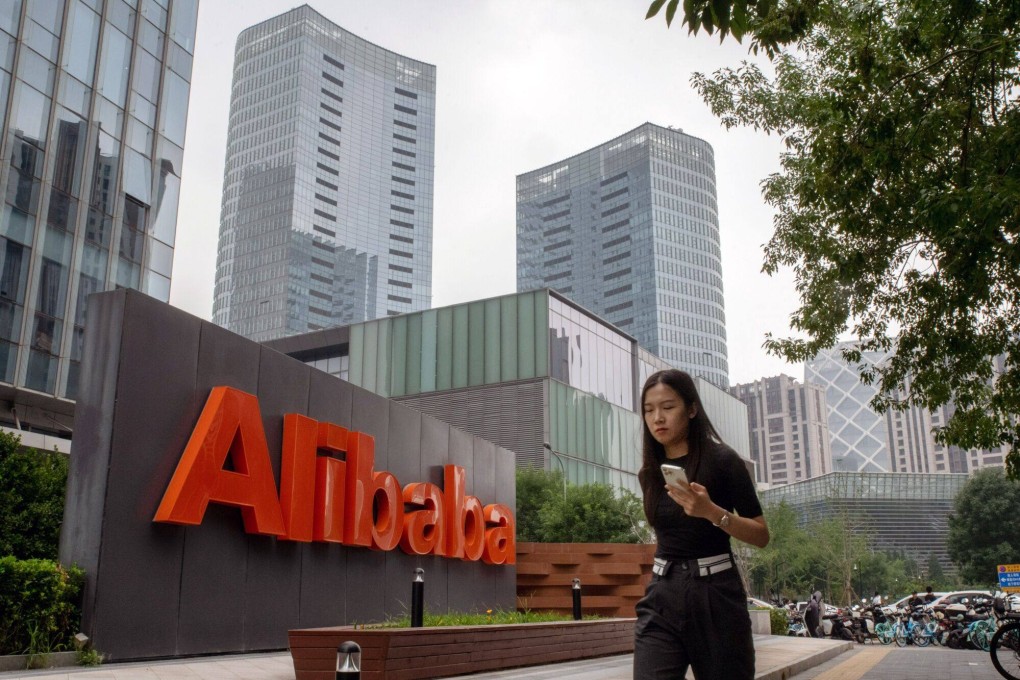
[{"x1": 170, "y1": 0, "x2": 802, "y2": 385}]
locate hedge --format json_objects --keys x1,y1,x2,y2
[
  {"x1": 0, "y1": 430, "x2": 68, "y2": 560},
  {"x1": 0, "y1": 557, "x2": 84, "y2": 656}
]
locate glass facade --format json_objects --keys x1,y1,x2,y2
[
  {"x1": 761, "y1": 471, "x2": 968, "y2": 575},
  {"x1": 517, "y1": 122, "x2": 728, "y2": 388},
  {"x1": 0, "y1": 0, "x2": 197, "y2": 415},
  {"x1": 805, "y1": 343, "x2": 894, "y2": 473},
  {"x1": 273, "y1": 289, "x2": 750, "y2": 496},
  {"x1": 212, "y1": 6, "x2": 435, "y2": 342},
  {"x1": 807, "y1": 342, "x2": 1011, "y2": 475}
]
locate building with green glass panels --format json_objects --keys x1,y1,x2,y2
[
  {"x1": 760, "y1": 471, "x2": 969, "y2": 575},
  {"x1": 265, "y1": 288, "x2": 751, "y2": 495}
]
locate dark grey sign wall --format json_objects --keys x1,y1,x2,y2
[{"x1": 60, "y1": 290, "x2": 517, "y2": 661}]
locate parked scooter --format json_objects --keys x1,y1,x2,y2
[
  {"x1": 821, "y1": 610, "x2": 856, "y2": 641},
  {"x1": 849, "y1": 604, "x2": 878, "y2": 643}
]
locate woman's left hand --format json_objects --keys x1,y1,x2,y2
[{"x1": 665, "y1": 480, "x2": 718, "y2": 520}]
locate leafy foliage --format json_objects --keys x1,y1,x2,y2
[
  {"x1": 515, "y1": 466, "x2": 565, "y2": 542},
  {"x1": 0, "y1": 432, "x2": 68, "y2": 560},
  {"x1": 947, "y1": 467, "x2": 1020, "y2": 584},
  {"x1": 646, "y1": 0, "x2": 818, "y2": 57},
  {"x1": 514, "y1": 468, "x2": 650, "y2": 543},
  {"x1": 744, "y1": 501, "x2": 958, "y2": 605},
  {"x1": 768, "y1": 606, "x2": 789, "y2": 635},
  {"x1": 0, "y1": 557, "x2": 84, "y2": 655},
  {"x1": 680, "y1": 0, "x2": 1020, "y2": 477}
]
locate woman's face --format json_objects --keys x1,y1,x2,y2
[{"x1": 642, "y1": 382, "x2": 696, "y2": 451}]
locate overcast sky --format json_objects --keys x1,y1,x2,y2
[{"x1": 169, "y1": 0, "x2": 803, "y2": 386}]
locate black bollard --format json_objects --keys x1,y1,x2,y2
[
  {"x1": 336, "y1": 641, "x2": 361, "y2": 679},
  {"x1": 411, "y1": 567, "x2": 425, "y2": 628},
  {"x1": 572, "y1": 577, "x2": 582, "y2": 621}
]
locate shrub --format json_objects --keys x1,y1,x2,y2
[
  {"x1": 0, "y1": 431, "x2": 68, "y2": 560},
  {"x1": 768, "y1": 607, "x2": 789, "y2": 635},
  {"x1": 515, "y1": 468, "x2": 650, "y2": 543},
  {"x1": 0, "y1": 557, "x2": 84, "y2": 655}
]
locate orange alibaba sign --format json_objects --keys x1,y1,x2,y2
[{"x1": 154, "y1": 387, "x2": 515, "y2": 565}]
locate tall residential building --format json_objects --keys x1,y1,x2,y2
[
  {"x1": 0, "y1": 0, "x2": 198, "y2": 438},
  {"x1": 516, "y1": 123, "x2": 728, "y2": 388},
  {"x1": 731, "y1": 374, "x2": 832, "y2": 486},
  {"x1": 212, "y1": 5, "x2": 435, "y2": 342},
  {"x1": 805, "y1": 342, "x2": 1010, "y2": 474}
]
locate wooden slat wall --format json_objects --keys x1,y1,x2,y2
[{"x1": 516, "y1": 542, "x2": 656, "y2": 618}]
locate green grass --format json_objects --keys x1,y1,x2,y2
[{"x1": 362, "y1": 608, "x2": 586, "y2": 628}]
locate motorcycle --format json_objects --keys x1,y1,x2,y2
[{"x1": 821, "y1": 610, "x2": 856, "y2": 641}]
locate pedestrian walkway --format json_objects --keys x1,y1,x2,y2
[
  {"x1": 793, "y1": 644, "x2": 1006, "y2": 680},
  {"x1": 0, "y1": 635, "x2": 852, "y2": 680}
]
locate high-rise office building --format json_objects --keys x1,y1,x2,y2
[
  {"x1": 516, "y1": 122, "x2": 728, "y2": 387},
  {"x1": 806, "y1": 342, "x2": 1010, "y2": 474},
  {"x1": 731, "y1": 374, "x2": 832, "y2": 486},
  {"x1": 212, "y1": 5, "x2": 436, "y2": 342},
  {"x1": 0, "y1": 0, "x2": 198, "y2": 437}
]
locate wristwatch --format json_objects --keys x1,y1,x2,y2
[{"x1": 713, "y1": 511, "x2": 731, "y2": 529}]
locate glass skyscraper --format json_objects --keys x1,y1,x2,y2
[
  {"x1": 516, "y1": 122, "x2": 728, "y2": 388},
  {"x1": 212, "y1": 5, "x2": 435, "y2": 342},
  {"x1": 807, "y1": 341, "x2": 1011, "y2": 474},
  {"x1": 0, "y1": 0, "x2": 198, "y2": 434}
]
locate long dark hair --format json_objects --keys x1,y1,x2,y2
[{"x1": 637, "y1": 369, "x2": 722, "y2": 524}]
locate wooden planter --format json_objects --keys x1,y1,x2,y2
[
  {"x1": 289, "y1": 618, "x2": 635, "y2": 680},
  {"x1": 516, "y1": 542, "x2": 656, "y2": 618}
]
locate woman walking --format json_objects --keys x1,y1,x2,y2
[{"x1": 633, "y1": 369, "x2": 769, "y2": 679}]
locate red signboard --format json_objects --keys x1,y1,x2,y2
[{"x1": 155, "y1": 386, "x2": 515, "y2": 565}]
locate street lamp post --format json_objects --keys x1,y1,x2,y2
[{"x1": 543, "y1": 443, "x2": 567, "y2": 500}]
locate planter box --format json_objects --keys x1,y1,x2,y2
[
  {"x1": 289, "y1": 618, "x2": 635, "y2": 680},
  {"x1": 0, "y1": 651, "x2": 78, "y2": 672},
  {"x1": 516, "y1": 542, "x2": 656, "y2": 618}
]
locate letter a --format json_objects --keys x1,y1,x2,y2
[{"x1": 154, "y1": 387, "x2": 286, "y2": 536}]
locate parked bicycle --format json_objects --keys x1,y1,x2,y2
[{"x1": 990, "y1": 596, "x2": 1020, "y2": 680}]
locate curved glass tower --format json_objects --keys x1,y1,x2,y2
[
  {"x1": 213, "y1": 5, "x2": 435, "y2": 341},
  {"x1": 516, "y1": 123, "x2": 728, "y2": 387}
]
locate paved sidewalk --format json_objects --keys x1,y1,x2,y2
[
  {"x1": 0, "y1": 635, "x2": 852, "y2": 680},
  {"x1": 792, "y1": 644, "x2": 1007, "y2": 680}
]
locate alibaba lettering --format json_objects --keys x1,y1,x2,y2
[{"x1": 153, "y1": 386, "x2": 516, "y2": 565}]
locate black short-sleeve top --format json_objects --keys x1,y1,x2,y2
[{"x1": 653, "y1": 441, "x2": 763, "y2": 561}]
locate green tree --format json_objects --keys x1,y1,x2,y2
[
  {"x1": 810, "y1": 514, "x2": 871, "y2": 606},
  {"x1": 0, "y1": 433, "x2": 68, "y2": 560},
  {"x1": 947, "y1": 467, "x2": 1020, "y2": 584},
  {"x1": 669, "y1": 0, "x2": 1020, "y2": 478},
  {"x1": 646, "y1": 0, "x2": 819, "y2": 57},
  {"x1": 514, "y1": 467, "x2": 564, "y2": 542},
  {"x1": 925, "y1": 553, "x2": 948, "y2": 590},
  {"x1": 537, "y1": 483, "x2": 645, "y2": 544},
  {"x1": 746, "y1": 502, "x2": 814, "y2": 601}
]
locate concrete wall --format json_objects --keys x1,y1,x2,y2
[{"x1": 60, "y1": 290, "x2": 516, "y2": 661}]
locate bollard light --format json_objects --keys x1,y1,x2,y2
[
  {"x1": 411, "y1": 567, "x2": 425, "y2": 628},
  {"x1": 336, "y1": 641, "x2": 361, "y2": 679},
  {"x1": 572, "y1": 577, "x2": 582, "y2": 621}
]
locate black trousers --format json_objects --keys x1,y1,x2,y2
[{"x1": 633, "y1": 559, "x2": 754, "y2": 680}]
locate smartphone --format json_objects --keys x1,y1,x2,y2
[{"x1": 661, "y1": 463, "x2": 688, "y2": 487}]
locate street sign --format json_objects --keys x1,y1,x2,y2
[{"x1": 998, "y1": 564, "x2": 1020, "y2": 593}]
